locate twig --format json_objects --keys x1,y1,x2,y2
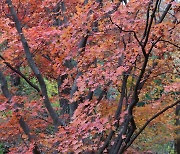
[
  {"x1": 124, "y1": 99, "x2": 180, "y2": 151},
  {"x1": 159, "y1": 39, "x2": 180, "y2": 49},
  {"x1": 109, "y1": 17, "x2": 142, "y2": 47}
]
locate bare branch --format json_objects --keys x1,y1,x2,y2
[
  {"x1": 159, "y1": 39, "x2": 180, "y2": 49},
  {"x1": 124, "y1": 99, "x2": 180, "y2": 151},
  {"x1": 143, "y1": 0, "x2": 160, "y2": 48},
  {"x1": 109, "y1": 17, "x2": 142, "y2": 47},
  {"x1": 147, "y1": 36, "x2": 162, "y2": 55},
  {"x1": 141, "y1": 2, "x2": 151, "y2": 41},
  {"x1": 0, "y1": 55, "x2": 40, "y2": 93},
  {"x1": 157, "y1": 0, "x2": 174, "y2": 24}
]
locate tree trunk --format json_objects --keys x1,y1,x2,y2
[{"x1": 175, "y1": 103, "x2": 180, "y2": 154}]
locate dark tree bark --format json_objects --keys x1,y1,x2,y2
[
  {"x1": 19, "y1": 116, "x2": 32, "y2": 140},
  {"x1": 57, "y1": 74, "x2": 70, "y2": 115},
  {"x1": 0, "y1": 70, "x2": 34, "y2": 144},
  {"x1": 99, "y1": 1, "x2": 163, "y2": 153},
  {"x1": 6, "y1": 0, "x2": 64, "y2": 127},
  {"x1": 0, "y1": 70, "x2": 12, "y2": 99},
  {"x1": 175, "y1": 103, "x2": 180, "y2": 154},
  {"x1": 53, "y1": 1, "x2": 67, "y2": 26},
  {"x1": 69, "y1": 71, "x2": 82, "y2": 117},
  {"x1": 0, "y1": 55, "x2": 40, "y2": 92},
  {"x1": 10, "y1": 72, "x2": 20, "y2": 86},
  {"x1": 157, "y1": 0, "x2": 174, "y2": 24}
]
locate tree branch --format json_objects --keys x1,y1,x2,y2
[
  {"x1": 0, "y1": 70, "x2": 12, "y2": 99},
  {"x1": 0, "y1": 70, "x2": 32, "y2": 141},
  {"x1": 68, "y1": 31, "x2": 89, "y2": 117},
  {"x1": 143, "y1": 0, "x2": 160, "y2": 48},
  {"x1": 157, "y1": 0, "x2": 174, "y2": 24},
  {"x1": 124, "y1": 99, "x2": 180, "y2": 151},
  {"x1": 109, "y1": 17, "x2": 142, "y2": 48},
  {"x1": 6, "y1": 0, "x2": 64, "y2": 127},
  {"x1": 98, "y1": 74, "x2": 129, "y2": 154},
  {"x1": 141, "y1": 1, "x2": 151, "y2": 41},
  {"x1": 0, "y1": 55, "x2": 40, "y2": 93},
  {"x1": 159, "y1": 39, "x2": 180, "y2": 49}
]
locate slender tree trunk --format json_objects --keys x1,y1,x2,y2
[
  {"x1": 57, "y1": 75, "x2": 70, "y2": 115},
  {"x1": 0, "y1": 70, "x2": 32, "y2": 141},
  {"x1": 0, "y1": 70, "x2": 12, "y2": 99},
  {"x1": 6, "y1": 0, "x2": 64, "y2": 127},
  {"x1": 175, "y1": 103, "x2": 180, "y2": 154}
]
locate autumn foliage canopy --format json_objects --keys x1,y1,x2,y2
[{"x1": 0, "y1": 0, "x2": 180, "y2": 153}]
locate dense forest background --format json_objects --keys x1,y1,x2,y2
[{"x1": 0, "y1": 0, "x2": 180, "y2": 153}]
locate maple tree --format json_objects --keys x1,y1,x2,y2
[{"x1": 0, "y1": 0, "x2": 180, "y2": 153}]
